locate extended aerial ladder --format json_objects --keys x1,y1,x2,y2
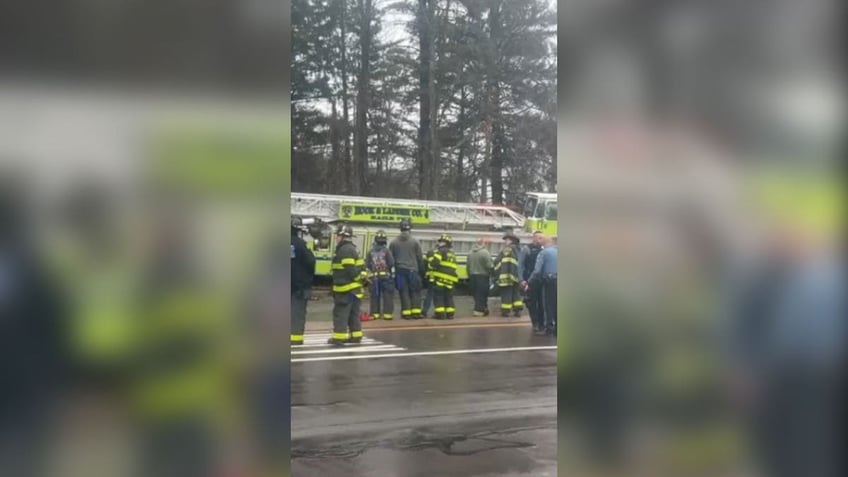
[{"x1": 291, "y1": 192, "x2": 526, "y2": 231}]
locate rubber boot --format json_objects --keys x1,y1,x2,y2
[{"x1": 327, "y1": 338, "x2": 346, "y2": 347}]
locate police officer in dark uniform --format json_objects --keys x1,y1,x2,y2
[
  {"x1": 290, "y1": 216, "x2": 315, "y2": 345},
  {"x1": 329, "y1": 224, "x2": 367, "y2": 346},
  {"x1": 520, "y1": 231, "x2": 545, "y2": 334}
]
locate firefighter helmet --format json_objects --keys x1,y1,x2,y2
[
  {"x1": 291, "y1": 216, "x2": 303, "y2": 230},
  {"x1": 502, "y1": 232, "x2": 520, "y2": 244},
  {"x1": 399, "y1": 217, "x2": 412, "y2": 232},
  {"x1": 438, "y1": 233, "x2": 452, "y2": 245},
  {"x1": 335, "y1": 223, "x2": 354, "y2": 237},
  {"x1": 375, "y1": 230, "x2": 388, "y2": 244}
]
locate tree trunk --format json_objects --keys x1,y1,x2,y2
[
  {"x1": 486, "y1": 0, "x2": 503, "y2": 204},
  {"x1": 328, "y1": 98, "x2": 341, "y2": 192},
  {"x1": 340, "y1": 0, "x2": 353, "y2": 194},
  {"x1": 428, "y1": 0, "x2": 441, "y2": 199},
  {"x1": 417, "y1": 0, "x2": 433, "y2": 199},
  {"x1": 455, "y1": 86, "x2": 467, "y2": 201},
  {"x1": 490, "y1": 119, "x2": 505, "y2": 204},
  {"x1": 354, "y1": 0, "x2": 372, "y2": 195}
]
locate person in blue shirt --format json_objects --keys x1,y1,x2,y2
[
  {"x1": 724, "y1": 230, "x2": 844, "y2": 477},
  {"x1": 529, "y1": 235, "x2": 557, "y2": 336}
]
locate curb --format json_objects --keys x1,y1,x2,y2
[{"x1": 304, "y1": 316, "x2": 531, "y2": 332}]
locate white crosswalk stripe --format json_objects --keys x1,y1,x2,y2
[{"x1": 292, "y1": 333, "x2": 406, "y2": 359}]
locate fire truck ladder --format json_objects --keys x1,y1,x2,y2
[{"x1": 291, "y1": 192, "x2": 525, "y2": 230}]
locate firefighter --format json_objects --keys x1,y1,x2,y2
[
  {"x1": 520, "y1": 231, "x2": 545, "y2": 333},
  {"x1": 130, "y1": 211, "x2": 232, "y2": 477},
  {"x1": 390, "y1": 217, "x2": 425, "y2": 319},
  {"x1": 291, "y1": 216, "x2": 315, "y2": 345},
  {"x1": 430, "y1": 234, "x2": 459, "y2": 319},
  {"x1": 494, "y1": 232, "x2": 524, "y2": 317},
  {"x1": 329, "y1": 224, "x2": 367, "y2": 346},
  {"x1": 366, "y1": 230, "x2": 395, "y2": 320}
]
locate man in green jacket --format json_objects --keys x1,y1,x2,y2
[{"x1": 468, "y1": 238, "x2": 494, "y2": 316}]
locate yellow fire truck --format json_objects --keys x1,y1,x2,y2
[
  {"x1": 292, "y1": 193, "x2": 532, "y2": 281},
  {"x1": 522, "y1": 192, "x2": 558, "y2": 236}
]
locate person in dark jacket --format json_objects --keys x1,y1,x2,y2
[
  {"x1": 290, "y1": 217, "x2": 315, "y2": 345},
  {"x1": 366, "y1": 230, "x2": 395, "y2": 320},
  {"x1": 390, "y1": 218, "x2": 424, "y2": 319},
  {"x1": 329, "y1": 224, "x2": 367, "y2": 345},
  {"x1": 529, "y1": 235, "x2": 558, "y2": 336},
  {"x1": 520, "y1": 231, "x2": 545, "y2": 332},
  {"x1": 0, "y1": 177, "x2": 69, "y2": 476},
  {"x1": 725, "y1": 227, "x2": 844, "y2": 477}
]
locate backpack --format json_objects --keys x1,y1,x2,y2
[{"x1": 370, "y1": 247, "x2": 389, "y2": 272}]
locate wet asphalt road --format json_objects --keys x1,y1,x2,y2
[{"x1": 291, "y1": 324, "x2": 557, "y2": 477}]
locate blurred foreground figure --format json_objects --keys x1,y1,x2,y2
[
  {"x1": 726, "y1": 181, "x2": 844, "y2": 477},
  {"x1": 129, "y1": 210, "x2": 230, "y2": 477},
  {"x1": 0, "y1": 176, "x2": 69, "y2": 476},
  {"x1": 565, "y1": 227, "x2": 652, "y2": 470},
  {"x1": 248, "y1": 225, "x2": 297, "y2": 475}
]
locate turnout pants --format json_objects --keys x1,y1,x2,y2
[
  {"x1": 422, "y1": 284, "x2": 434, "y2": 317},
  {"x1": 396, "y1": 269, "x2": 422, "y2": 317},
  {"x1": 433, "y1": 285, "x2": 455, "y2": 319},
  {"x1": 369, "y1": 277, "x2": 395, "y2": 319},
  {"x1": 291, "y1": 288, "x2": 309, "y2": 343},
  {"x1": 542, "y1": 275, "x2": 557, "y2": 332},
  {"x1": 526, "y1": 282, "x2": 545, "y2": 329},
  {"x1": 332, "y1": 292, "x2": 363, "y2": 341},
  {"x1": 499, "y1": 283, "x2": 524, "y2": 315},
  {"x1": 470, "y1": 274, "x2": 490, "y2": 313}
]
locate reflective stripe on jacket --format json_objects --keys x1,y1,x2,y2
[
  {"x1": 424, "y1": 249, "x2": 436, "y2": 283},
  {"x1": 430, "y1": 247, "x2": 459, "y2": 289},
  {"x1": 332, "y1": 240, "x2": 366, "y2": 296},
  {"x1": 494, "y1": 245, "x2": 520, "y2": 286}
]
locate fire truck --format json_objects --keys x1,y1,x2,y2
[{"x1": 292, "y1": 192, "x2": 533, "y2": 280}]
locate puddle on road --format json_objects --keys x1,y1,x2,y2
[{"x1": 293, "y1": 426, "x2": 557, "y2": 477}]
